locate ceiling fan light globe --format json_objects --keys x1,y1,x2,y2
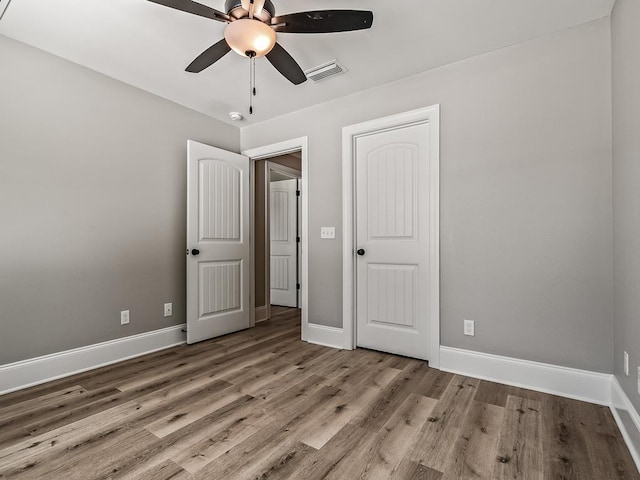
[{"x1": 224, "y1": 19, "x2": 276, "y2": 58}]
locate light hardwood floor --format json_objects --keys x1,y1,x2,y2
[{"x1": 0, "y1": 308, "x2": 637, "y2": 479}]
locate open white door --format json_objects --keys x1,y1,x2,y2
[
  {"x1": 187, "y1": 140, "x2": 251, "y2": 344},
  {"x1": 270, "y1": 179, "x2": 298, "y2": 307}
]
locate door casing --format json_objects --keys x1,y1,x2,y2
[
  {"x1": 243, "y1": 137, "x2": 309, "y2": 341},
  {"x1": 342, "y1": 106, "x2": 441, "y2": 368}
]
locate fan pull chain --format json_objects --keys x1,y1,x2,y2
[{"x1": 248, "y1": 55, "x2": 256, "y2": 115}]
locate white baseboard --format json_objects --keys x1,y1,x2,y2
[
  {"x1": 440, "y1": 346, "x2": 612, "y2": 406},
  {"x1": 611, "y1": 377, "x2": 640, "y2": 472},
  {"x1": 0, "y1": 324, "x2": 186, "y2": 395},
  {"x1": 306, "y1": 323, "x2": 344, "y2": 349}
]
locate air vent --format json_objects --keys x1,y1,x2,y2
[{"x1": 305, "y1": 60, "x2": 347, "y2": 82}]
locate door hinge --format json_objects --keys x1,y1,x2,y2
[
  {"x1": 296, "y1": 236, "x2": 301, "y2": 243},
  {"x1": 296, "y1": 190, "x2": 301, "y2": 197},
  {"x1": 297, "y1": 283, "x2": 301, "y2": 290}
]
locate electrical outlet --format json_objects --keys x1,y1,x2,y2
[
  {"x1": 625, "y1": 351, "x2": 629, "y2": 376},
  {"x1": 637, "y1": 367, "x2": 640, "y2": 395},
  {"x1": 120, "y1": 310, "x2": 130, "y2": 325},
  {"x1": 463, "y1": 319, "x2": 475, "y2": 336},
  {"x1": 164, "y1": 303, "x2": 173, "y2": 317}
]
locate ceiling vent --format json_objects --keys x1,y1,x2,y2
[{"x1": 305, "y1": 60, "x2": 347, "y2": 82}]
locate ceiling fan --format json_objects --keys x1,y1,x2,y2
[{"x1": 147, "y1": 0, "x2": 374, "y2": 85}]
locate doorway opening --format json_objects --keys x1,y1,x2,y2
[
  {"x1": 243, "y1": 137, "x2": 309, "y2": 340},
  {"x1": 254, "y1": 155, "x2": 301, "y2": 322}
]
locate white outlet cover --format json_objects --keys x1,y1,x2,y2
[
  {"x1": 120, "y1": 310, "x2": 130, "y2": 325},
  {"x1": 637, "y1": 366, "x2": 640, "y2": 395},
  {"x1": 164, "y1": 303, "x2": 173, "y2": 317},
  {"x1": 624, "y1": 351, "x2": 629, "y2": 376},
  {"x1": 463, "y1": 319, "x2": 475, "y2": 336}
]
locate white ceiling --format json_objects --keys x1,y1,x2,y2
[{"x1": 0, "y1": 0, "x2": 614, "y2": 126}]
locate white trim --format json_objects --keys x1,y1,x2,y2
[
  {"x1": 249, "y1": 152, "x2": 257, "y2": 328},
  {"x1": 306, "y1": 323, "x2": 345, "y2": 350},
  {"x1": 611, "y1": 377, "x2": 640, "y2": 472},
  {"x1": 342, "y1": 105, "x2": 441, "y2": 367},
  {"x1": 440, "y1": 346, "x2": 611, "y2": 406},
  {"x1": 255, "y1": 305, "x2": 269, "y2": 322},
  {"x1": 0, "y1": 325, "x2": 186, "y2": 395},
  {"x1": 242, "y1": 137, "x2": 309, "y2": 341},
  {"x1": 267, "y1": 162, "x2": 301, "y2": 179}
]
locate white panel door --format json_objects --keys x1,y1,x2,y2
[
  {"x1": 355, "y1": 123, "x2": 431, "y2": 359},
  {"x1": 270, "y1": 179, "x2": 297, "y2": 307},
  {"x1": 187, "y1": 140, "x2": 250, "y2": 344}
]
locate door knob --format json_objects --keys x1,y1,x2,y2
[
  {"x1": 191, "y1": 249, "x2": 200, "y2": 256},
  {"x1": 356, "y1": 248, "x2": 366, "y2": 256}
]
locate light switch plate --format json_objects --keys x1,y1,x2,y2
[{"x1": 321, "y1": 227, "x2": 336, "y2": 239}]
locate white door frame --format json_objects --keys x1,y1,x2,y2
[
  {"x1": 243, "y1": 137, "x2": 309, "y2": 341},
  {"x1": 342, "y1": 106, "x2": 440, "y2": 369}
]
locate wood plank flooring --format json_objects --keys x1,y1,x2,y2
[{"x1": 0, "y1": 307, "x2": 637, "y2": 479}]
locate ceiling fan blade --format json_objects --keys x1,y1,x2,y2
[
  {"x1": 147, "y1": 0, "x2": 231, "y2": 23},
  {"x1": 271, "y1": 10, "x2": 373, "y2": 34},
  {"x1": 265, "y1": 43, "x2": 307, "y2": 85},
  {"x1": 186, "y1": 39, "x2": 232, "y2": 73}
]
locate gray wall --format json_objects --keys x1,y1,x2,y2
[
  {"x1": 612, "y1": 0, "x2": 640, "y2": 409},
  {"x1": 241, "y1": 20, "x2": 614, "y2": 373},
  {"x1": 0, "y1": 36, "x2": 240, "y2": 364}
]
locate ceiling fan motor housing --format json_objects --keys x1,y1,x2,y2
[
  {"x1": 225, "y1": 0, "x2": 275, "y2": 21},
  {"x1": 148, "y1": 0, "x2": 373, "y2": 86}
]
